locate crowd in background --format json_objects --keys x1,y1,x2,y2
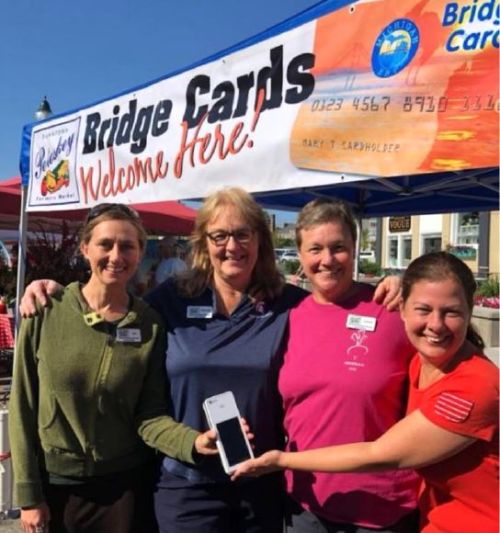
[{"x1": 130, "y1": 236, "x2": 188, "y2": 296}]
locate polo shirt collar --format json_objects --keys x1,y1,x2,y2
[{"x1": 206, "y1": 284, "x2": 252, "y2": 318}]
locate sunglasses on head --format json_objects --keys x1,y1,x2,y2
[{"x1": 85, "y1": 203, "x2": 140, "y2": 224}]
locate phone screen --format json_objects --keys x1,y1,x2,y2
[{"x1": 216, "y1": 417, "x2": 251, "y2": 466}]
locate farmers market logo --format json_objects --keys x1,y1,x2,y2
[
  {"x1": 371, "y1": 19, "x2": 419, "y2": 78},
  {"x1": 41, "y1": 159, "x2": 69, "y2": 196},
  {"x1": 33, "y1": 130, "x2": 75, "y2": 181},
  {"x1": 30, "y1": 117, "x2": 81, "y2": 206}
]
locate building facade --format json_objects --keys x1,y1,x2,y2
[{"x1": 378, "y1": 211, "x2": 499, "y2": 277}]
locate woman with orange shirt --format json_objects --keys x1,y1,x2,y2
[{"x1": 233, "y1": 252, "x2": 499, "y2": 533}]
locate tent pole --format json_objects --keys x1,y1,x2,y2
[
  {"x1": 14, "y1": 97, "x2": 52, "y2": 336},
  {"x1": 14, "y1": 183, "x2": 28, "y2": 337},
  {"x1": 354, "y1": 214, "x2": 361, "y2": 281}
]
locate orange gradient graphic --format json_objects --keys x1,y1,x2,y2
[{"x1": 290, "y1": 0, "x2": 499, "y2": 177}]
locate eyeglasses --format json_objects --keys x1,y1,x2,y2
[
  {"x1": 206, "y1": 228, "x2": 254, "y2": 246},
  {"x1": 85, "y1": 203, "x2": 140, "y2": 224}
]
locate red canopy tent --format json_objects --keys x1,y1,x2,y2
[{"x1": 0, "y1": 177, "x2": 197, "y2": 235}]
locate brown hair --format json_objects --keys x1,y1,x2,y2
[
  {"x1": 295, "y1": 198, "x2": 357, "y2": 249},
  {"x1": 79, "y1": 203, "x2": 147, "y2": 251},
  {"x1": 177, "y1": 187, "x2": 284, "y2": 300},
  {"x1": 402, "y1": 251, "x2": 484, "y2": 349}
]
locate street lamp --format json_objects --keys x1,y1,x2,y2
[{"x1": 34, "y1": 96, "x2": 53, "y2": 120}]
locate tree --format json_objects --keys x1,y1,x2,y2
[
  {"x1": 25, "y1": 222, "x2": 88, "y2": 286},
  {"x1": 360, "y1": 228, "x2": 371, "y2": 251},
  {"x1": 273, "y1": 235, "x2": 295, "y2": 248}
]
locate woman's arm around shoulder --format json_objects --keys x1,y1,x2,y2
[{"x1": 19, "y1": 279, "x2": 64, "y2": 317}]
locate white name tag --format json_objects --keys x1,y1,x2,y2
[
  {"x1": 346, "y1": 314, "x2": 377, "y2": 332},
  {"x1": 116, "y1": 328, "x2": 142, "y2": 343},
  {"x1": 187, "y1": 306, "x2": 213, "y2": 319}
]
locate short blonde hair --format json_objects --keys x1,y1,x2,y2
[
  {"x1": 177, "y1": 187, "x2": 284, "y2": 300},
  {"x1": 296, "y1": 198, "x2": 357, "y2": 249}
]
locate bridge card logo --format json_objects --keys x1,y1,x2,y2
[{"x1": 371, "y1": 18, "x2": 420, "y2": 78}]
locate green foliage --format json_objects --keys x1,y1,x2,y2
[
  {"x1": 0, "y1": 264, "x2": 16, "y2": 304},
  {"x1": 359, "y1": 260, "x2": 382, "y2": 276},
  {"x1": 25, "y1": 222, "x2": 89, "y2": 286},
  {"x1": 0, "y1": 222, "x2": 88, "y2": 305},
  {"x1": 281, "y1": 259, "x2": 301, "y2": 275},
  {"x1": 476, "y1": 276, "x2": 499, "y2": 298},
  {"x1": 360, "y1": 228, "x2": 370, "y2": 251},
  {"x1": 273, "y1": 235, "x2": 295, "y2": 248},
  {"x1": 461, "y1": 212, "x2": 479, "y2": 226}
]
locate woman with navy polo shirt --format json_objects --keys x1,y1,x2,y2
[{"x1": 145, "y1": 187, "x2": 305, "y2": 532}]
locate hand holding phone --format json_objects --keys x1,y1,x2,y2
[
  {"x1": 203, "y1": 391, "x2": 254, "y2": 475},
  {"x1": 194, "y1": 429, "x2": 219, "y2": 456}
]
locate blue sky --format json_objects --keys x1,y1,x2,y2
[{"x1": 0, "y1": 1, "x2": 321, "y2": 224}]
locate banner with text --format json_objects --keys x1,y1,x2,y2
[{"x1": 21, "y1": 0, "x2": 499, "y2": 211}]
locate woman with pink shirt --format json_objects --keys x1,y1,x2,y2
[{"x1": 273, "y1": 199, "x2": 419, "y2": 532}]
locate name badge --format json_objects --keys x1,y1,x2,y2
[
  {"x1": 187, "y1": 306, "x2": 213, "y2": 319},
  {"x1": 116, "y1": 328, "x2": 142, "y2": 343},
  {"x1": 346, "y1": 314, "x2": 377, "y2": 332}
]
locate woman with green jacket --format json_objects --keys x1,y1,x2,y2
[{"x1": 9, "y1": 203, "x2": 217, "y2": 533}]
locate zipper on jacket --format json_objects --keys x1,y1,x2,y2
[{"x1": 85, "y1": 333, "x2": 115, "y2": 474}]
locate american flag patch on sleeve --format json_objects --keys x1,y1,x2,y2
[{"x1": 434, "y1": 392, "x2": 474, "y2": 423}]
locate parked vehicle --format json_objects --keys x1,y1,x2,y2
[
  {"x1": 359, "y1": 250, "x2": 376, "y2": 262},
  {"x1": 274, "y1": 248, "x2": 296, "y2": 262},
  {"x1": 274, "y1": 248, "x2": 287, "y2": 261},
  {"x1": 280, "y1": 250, "x2": 299, "y2": 262}
]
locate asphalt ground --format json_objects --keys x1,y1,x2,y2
[{"x1": 0, "y1": 514, "x2": 22, "y2": 532}]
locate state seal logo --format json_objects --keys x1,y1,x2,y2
[{"x1": 371, "y1": 18, "x2": 419, "y2": 78}]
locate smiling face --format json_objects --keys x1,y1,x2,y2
[
  {"x1": 400, "y1": 278, "x2": 471, "y2": 367},
  {"x1": 206, "y1": 205, "x2": 259, "y2": 292},
  {"x1": 80, "y1": 219, "x2": 142, "y2": 288},
  {"x1": 298, "y1": 220, "x2": 355, "y2": 304}
]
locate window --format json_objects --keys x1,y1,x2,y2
[
  {"x1": 387, "y1": 235, "x2": 412, "y2": 269},
  {"x1": 402, "y1": 237, "x2": 412, "y2": 267},
  {"x1": 422, "y1": 235, "x2": 442, "y2": 254},
  {"x1": 388, "y1": 238, "x2": 398, "y2": 268},
  {"x1": 455, "y1": 212, "x2": 479, "y2": 245}
]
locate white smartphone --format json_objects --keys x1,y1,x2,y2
[{"x1": 203, "y1": 391, "x2": 254, "y2": 475}]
